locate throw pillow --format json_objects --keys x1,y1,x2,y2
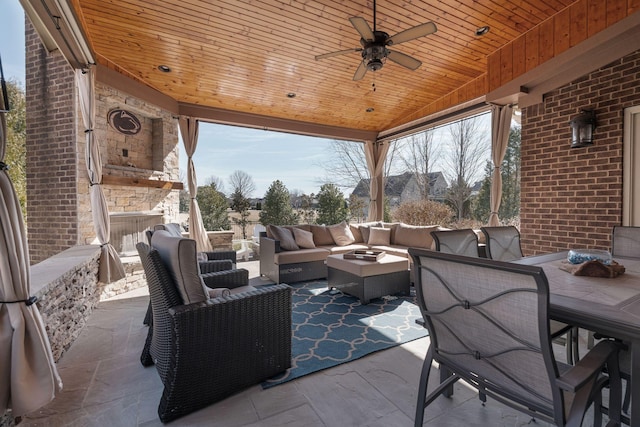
[
  {"x1": 350, "y1": 224, "x2": 363, "y2": 243},
  {"x1": 327, "y1": 221, "x2": 356, "y2": 246},
  {"x1": 357, "y1": 221, "x2": 382, "y2": 243},
  {"x1": 368, "y1": 227, "x2": 391, "y2": 246},
  {"x1": 310, "y1": 224, "x2": 335, "y2": 246},
  {"x1": 292, "y1": 227, "x2": 316, "y2": 249},
  {"x1": 267, "y1": 225, "x2": 300, "y2": 251}
]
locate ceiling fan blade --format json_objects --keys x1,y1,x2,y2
[
  {"x1": 349, "y1": 17, "x2": 375, "y2": 42},
  {"x1": 315, "y1": 48, "x2": 361, "y2": 61},
  {"x1": 353, "y1": 61, "x2": 368, "y2": 81},
  {"x1": 387, "y1": 50, "x2": 422, "y2": 70},
  {"x1": 387, "y1": 22, "x2": 437, "y2": 45}
]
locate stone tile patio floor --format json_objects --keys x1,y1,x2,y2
[{"x1": 20, "y1": 260, "x2": 607, "y2": 426}]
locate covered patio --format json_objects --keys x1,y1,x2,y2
[
  {"x1": 17, "y1": 260, "x2": 596, "y2": 427},
  {"x1": 3, "y1": 0, "x2": 640, "y2": 426}
]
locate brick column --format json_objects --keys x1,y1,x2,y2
[{"x1": 25, "y1": 19, "x2": 78, "y2": 263}]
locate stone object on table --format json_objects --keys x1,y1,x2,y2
[{"x1": 559, "y1": 259, "x2": 625, "y2": 278}]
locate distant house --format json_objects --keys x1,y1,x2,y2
[{"x1": 351, "y1": 172, "x2": 448, "y2": 214}]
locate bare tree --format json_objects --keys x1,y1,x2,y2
[
  {"x1": 398, "y1": 130, "x2": 440, "y2": 200},
  {"x1": 228, "y1": 171, "x2": 256, "y2": 239},
  {"x1": 443, "y1": 117, "x2": 489, "y2": 220},
  {"x1": 228, "y1": 170, "x2": 255, "y2": 198},
  {"x1": 318, "y1": 139, "x2": 403, "y2": 191},
  {"x1": 204, "y1": 175, "x2": 226, "y2": 195}
]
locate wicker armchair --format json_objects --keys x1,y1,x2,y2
[
  {"x1": 137, "y1": 235, "x2": 291, "y2": 423},
  {"x1": 143, "y1": 225, "x2": 243, "y2": 325},
  {"x1": 409, "y1": 249, "x2": 622, "y2": 427},
  {"x1": 152, "y1": 223, "x2": 238, "y2": 266}
]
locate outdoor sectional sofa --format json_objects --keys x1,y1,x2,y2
[{"x1": 259, "y1": 221, "x2": 447, "y2": 283}]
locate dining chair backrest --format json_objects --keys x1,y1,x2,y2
[
  {"x1": 409, "y1": 249, "x2": 559, "y2": 417},
  {"x1": 481, "y1": 226, "x2": 523, "y2": 261},
  {"x1": 612, "y1": 225, "x2": 640, "y2": 258},
  {"x1": 430, "y1": 229, "x2": 479, "y2": 257}
]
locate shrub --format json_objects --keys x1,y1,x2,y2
[{"x1": 392, "y1": 200, "x2": 454, "y2": 226}]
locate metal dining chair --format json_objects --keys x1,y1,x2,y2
[
  {"x1": 481, "y1": 226, "x2": 524, "y2": 261},
  {"x1": 612, "y1": 225, "x2": 640, "y2": 258},
  {"x1": 430, "y1": 229, "x2": 479, "y2": 257},
  {"x1": 409, "y1": 249, "x2": 622, "y2": 427},
  {"x1": 481, "y1": 226, "x2": 579, "y2": 365}
]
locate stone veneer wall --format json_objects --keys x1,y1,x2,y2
[
  {"x1": 520, "y1": 49, "x2": 640, "y2": 255},
  {"x1": 99, "y1": 257, "x2": 146, "y2": 299},
  {"x1": 76, "y1": 81, "x2": 181, "y2": 245},
  {"x1": 30, "y1": 246, "x2": 102, "y2": 362},
  {"x1": 0, "y1": 246, "x2": 102, "y2": 427}
]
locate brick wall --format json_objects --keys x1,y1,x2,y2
[
  {"x1": 25, "y1": 19, "x2": 78, "y2": 263},
  {"x1": 520, "y1": 49, "x2": 640, "y2": 255}
]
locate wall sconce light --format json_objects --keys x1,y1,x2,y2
[{"x1": 570, "y1": 109, "x2": 596, "y2": 148}]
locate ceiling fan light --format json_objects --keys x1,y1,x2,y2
[
  {"x1": 475, "y1": 26, "x2": 490, "y2": 36},
  {"x1": 367, "y1": 58, "x2": 384, "y2": 71}
]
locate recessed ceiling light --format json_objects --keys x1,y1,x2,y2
[
  {"x1": 475, "y1": 26, "x2": 490, "y2": 36},
  {"x1": 287, "y1": 92, "x2": 296, "y2": 98},
  {"x1": 157, "y1": 65, "x2": 171, "y2": 72},
  {"x1": 366, "y1": 107, "x2": 374, "y2": 113}
]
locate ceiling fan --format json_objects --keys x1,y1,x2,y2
[{"x1": 314, "y1": 0, "x2": 437, "y2": 81}]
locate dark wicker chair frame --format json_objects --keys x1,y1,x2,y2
[
  {"x1": 137, "y1": 242, "x2": 292, "y2": 423},
  {"x1": 430, "y1": 228, "x2": 479, "y2": 257},
  {"x1": 409, "y1": 248, "x2": 622, "y2": 427}
]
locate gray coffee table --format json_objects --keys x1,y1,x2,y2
[{"x1": 326, "y1": 253, "x2": 410, "y2": 304}]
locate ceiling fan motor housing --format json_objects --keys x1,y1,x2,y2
[{"x1": 360, "y1": 31, "x2": 389, "y2": 71}]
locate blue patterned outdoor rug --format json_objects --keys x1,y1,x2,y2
[{"x1": 261, "y1": 280, "x2": 428, "y2": 389}]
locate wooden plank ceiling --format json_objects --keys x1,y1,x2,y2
[{"x1": 72, "y1": 0, "x2": 577, "y2": 134}]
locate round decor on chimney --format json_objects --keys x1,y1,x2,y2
[{"x1": 108, "y1": 109, "x2": 142, "y2": 135}]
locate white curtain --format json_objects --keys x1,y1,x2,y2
[
  {"x1": 488, "y1": 104, "x2": 513, "y2": 226},
  {"x1": 364, "y1": 140, "x2": 389, "y2": 221},
  {"x1": 179, "y1": 116, "x2": 212, "y2": 252},
  {"x1": 0, "y1": 110, "x2": 62, "y2": 416},
  {"x1": 75, "y1": 68, "x2": 125, "y2": 283}
]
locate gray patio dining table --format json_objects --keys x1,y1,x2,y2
[{"x1": 516, "y1": 251, "x2": 640, "y2": 426}]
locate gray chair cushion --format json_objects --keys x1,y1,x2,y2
[
  {"x1": 154, "y1": 223, "x2": 184, "y2": 238},
  {"x1": 151, "y1": 229, "x2": 207, "y2": 304}
]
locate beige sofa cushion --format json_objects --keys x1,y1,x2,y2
[
  {"x1": 368, "y1": 227, "x2": 391, "y2": 245},
  {"x1": 268, "y1": 225, "x2": 300, "y2": 251},
  {"x1": 327, "y1": 221, "x2": 355, "y2": 246},
  {"x1": 274, "y1": 248, "x2": 330, "y2": 264},
  {"x1": 310, "y1": 224, "x2": 335, "y2": 246},
  {"x1": 292, "y1": 227, "x2": 316, "y2": 249},
  {"x1": 394, "y1": 224, "x2": 440, "y2": 249}
]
